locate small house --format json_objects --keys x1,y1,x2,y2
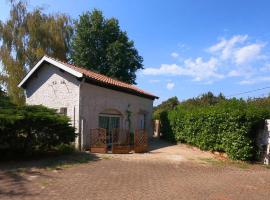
[{"x1": 18, "y1": 55, "x2": 158, "y2": 150}]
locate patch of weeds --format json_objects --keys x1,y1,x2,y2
[
  {"x1": 264, "y1": 165, "x2": 270, "y2": 169},
  {"x1": 15, "y1": 167, "x2": 28, "y2": 174},
  {"x1": 199, "y1": 157, "x2": 225, "y2": 166},
  {"x1": 40, "y1": 180, "x2": 50, "y2": 188},
  {"x1": 44, "y1": 152, "x2": 95, "y2": 170},
  {"x1": 200, "y1": 157, "x2": 251, "y2": 169},
  {"x1": 229, "y1": 161, "x2": 250, "y2": 169},
  {"x1": 100, "y1": 155, "x2": 112, "y2": 160}
]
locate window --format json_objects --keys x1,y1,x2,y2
[{"x1": 59, "y1": 107, "x2": 67, "y2": 116}]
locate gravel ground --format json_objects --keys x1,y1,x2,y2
[{"x1": 1, "y1": 139, "x2": 270, "y2": 200}]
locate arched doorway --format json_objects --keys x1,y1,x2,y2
[{"x1": 98, "y1": 109, "x2": 123, "y2": 150}]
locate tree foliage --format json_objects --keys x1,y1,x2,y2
[
  {"x1": 0, "y1": 94, "x2": 75, "y2": 159},
  {"x1": 71, "y1": 9, "x2": 143, "y2": 84},
  {"x1": 158, "y1": 93, "x2": 270, "y2": 161},
  {"x1": 153, "y1": 96, "x2": 179, "y2": 119},
  {"x1": 0, "y1": 0, "x2": 73, "y2": 105},
  {"x1": 182, "y1": 91, "x2": 225, "y2": 106}
]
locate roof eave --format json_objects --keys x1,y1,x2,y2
[{"x1": 84, "y1": 76, "x2": 158, "y2": 100}]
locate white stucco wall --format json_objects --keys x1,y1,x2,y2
[
  {"x1": 24, "y1": 63, "x2": 81, "y2": 146},
  {"x1": 80, "y1": 82, "x2": 154, "y2": 149}
]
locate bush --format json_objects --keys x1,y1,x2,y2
[
  {"x1": 160, "y1": 98, "x2": 270, "y2": 161},
  {"x1": 56, "y1": 144, "x2": 75, "y2": 155},
  {"x1": 0, "y1": 95, "x2": 76, "y2": 158}
]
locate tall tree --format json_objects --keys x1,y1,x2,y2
[
  {"x1": 0, "y1": 0, "x2": 73, "y2": 105},
  {"x1": 71, "y1": 9, "x2": 143, "y2": 84},
  {"x1": 183, "y1": 92, "x2": 226, "y2": 106}
]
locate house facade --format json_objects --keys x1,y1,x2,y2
[{"x1": 18, "y1": 56, "x2": 158, "y2": 150}]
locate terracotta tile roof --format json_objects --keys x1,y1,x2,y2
[{"x1": 47, "y1": 56, "x2": 158, "y2": 100}]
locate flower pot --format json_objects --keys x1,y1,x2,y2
[
  {"x1": 112, "y1": 145, "x2": 130, "y2": 154},
  {"x1": 90, "y1": 146, "x2": 107, "y2": 153},
  {"x1": 134, "y1": 145, "x2": 147, "y2": 153}
]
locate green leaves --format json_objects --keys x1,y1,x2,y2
[
  {"x1": 0, "y1": 95, "x2": 75, "y2": 158},
  {"x1": 160, "y1": 99, "x2": 269, "y2": 161},
  {"x1": 71, "y1": 9, "x2": 143, "y2": 84},
  {"x1": 0, "y1": 0, "x2": 73, "y2": 105}
]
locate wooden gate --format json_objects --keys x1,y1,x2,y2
[
  {"x1": 90, "y1": 128, "x2": 107, "y2": 153},
  {"x1": 134, "y1": 129, "x2": 148, "y2": 153},
  {"x1": 112, "y1": 129, "x2": 130, "y2": 154}
]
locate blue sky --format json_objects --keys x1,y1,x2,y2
[{"x1": 1, "y1": 0, "x2": 270, "y2": 105}]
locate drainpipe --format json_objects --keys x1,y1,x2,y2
[{"x1": 78, "y1": 77, "x2": 85, "y2": 151}]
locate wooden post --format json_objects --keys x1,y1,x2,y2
[{"x1": 153, "y1": 120, "x2": 160, "y2": 138}]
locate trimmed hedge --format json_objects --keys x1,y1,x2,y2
[
  {"x1": 160, "y1": 99, "x2": 270, "y2": 161},
  {"x1": 0, "y1": 95, "x2": 76, "y2": 158}
]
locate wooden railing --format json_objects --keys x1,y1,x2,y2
[
  {"x1": 89, "y1": 128, "x2": 148, "y2": 154},
  {"x1": 134, "y1": 129, "x2": 148, "y2": 153},
  {"x1": 89, "y1": 128, "x2": 107, "y2": 153},
  {"x1": 112, "y1": 128, "x2": 130, "y2": 153}
]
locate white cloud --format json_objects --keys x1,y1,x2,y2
[
  {"x1": 149, "y1": 79, "x2": 160, "y2": 83},
  {"x1": 228, "y1": 70, "x2": 242, "y2": 77},
  {"x1": 171, "y1": 52, "x2": 179, "y2": 58},
  {"x1": 234, "y1": 43, "x2": 264, "y2": 64},
  {"x1": 260, "y1": 63, "x2": 270, "y2": 72},
  {"x1": 208, "y1": 35, "x2": 248, "y2": 60},
  {"x1": 208, "y1": 35, "x2": 265, "y2": 65},
  {"x1": 143, "y1": 57, "x2": 223, "y2": 82},
  {"x1": 143, "y1": 64, "x2": 183, "y2": 75},
  {"x1": 184, "y1": 57, "x2": 223, "y2": 81},
  {"x1": 143, "y1": 34, "x2": 269, "y2": 84},
  {"x1": 239, "y1": 76, "x2": 270, "y2": 85},
  {"x1": 166, "y1": 82, "x2": 175, "y2": 90},
  {"x1": 239, "y1": 80, "x2": 255, "y2": 85}
]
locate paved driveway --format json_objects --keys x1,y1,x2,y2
[{"x1": 1, "y1": 139, "x2": 270, "y2": 200}]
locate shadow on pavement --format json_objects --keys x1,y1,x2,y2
[
  {"x1": 148, "y1": 138, "x2": 175, "y2": 151},
  {"x1": 0, "y1": 152, "x2": 100, "y2": 198}
]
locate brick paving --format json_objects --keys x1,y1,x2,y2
[{"x1": 1, "y1": 140, "x2": 270, "y2": 200}]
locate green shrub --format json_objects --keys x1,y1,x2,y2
[
  {"x1": 56, "y1": 144, "x2": 75, "y2": 155},
  {"x1": 0, "y1": 95, "x2": 76, "y2": 158},
  {"x1": 160, "y1": 111, "x2": 175, "y2": 142},
  {"x1": 160, "y1": 98, "x2": 270, "y2": 161}
]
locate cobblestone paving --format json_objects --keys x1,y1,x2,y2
[{"x1": 1, "y1": 141, "x2": 270, "y2": 200}]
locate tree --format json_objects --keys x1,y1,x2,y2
[
  {"x1": 0, "y1": 0, "x2": 73, "y2": 105},
  {"x1": 183, "y1": 92, "x2": 225, "y2": 106},
  {"x1": 154, "y1": 96, "x2": 179, "y2": 112},
  {"x1": 153, "y1": 97, "x2": 179, "y2": 119},
  {"x1": 71, "y1": 9, "x2": 143, "y2": 84}
]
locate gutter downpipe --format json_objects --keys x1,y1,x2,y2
[{"x1": 78, "y1": 77, "x2": 85, "y2": 151}]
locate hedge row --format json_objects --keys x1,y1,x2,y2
[
  {"x1": 0, "y1": 95, "x2": 76, "y2": 158},
  {"x1": 160, "y1": 99, "x2": 270, "y2": 161}
]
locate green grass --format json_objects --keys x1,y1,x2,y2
[
  {"x1": 199, "y1": 158, "x2": 225, "y2": 166},
  {"x1": 199, "y1": 157, "x2": 251, "y2": 169}
]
